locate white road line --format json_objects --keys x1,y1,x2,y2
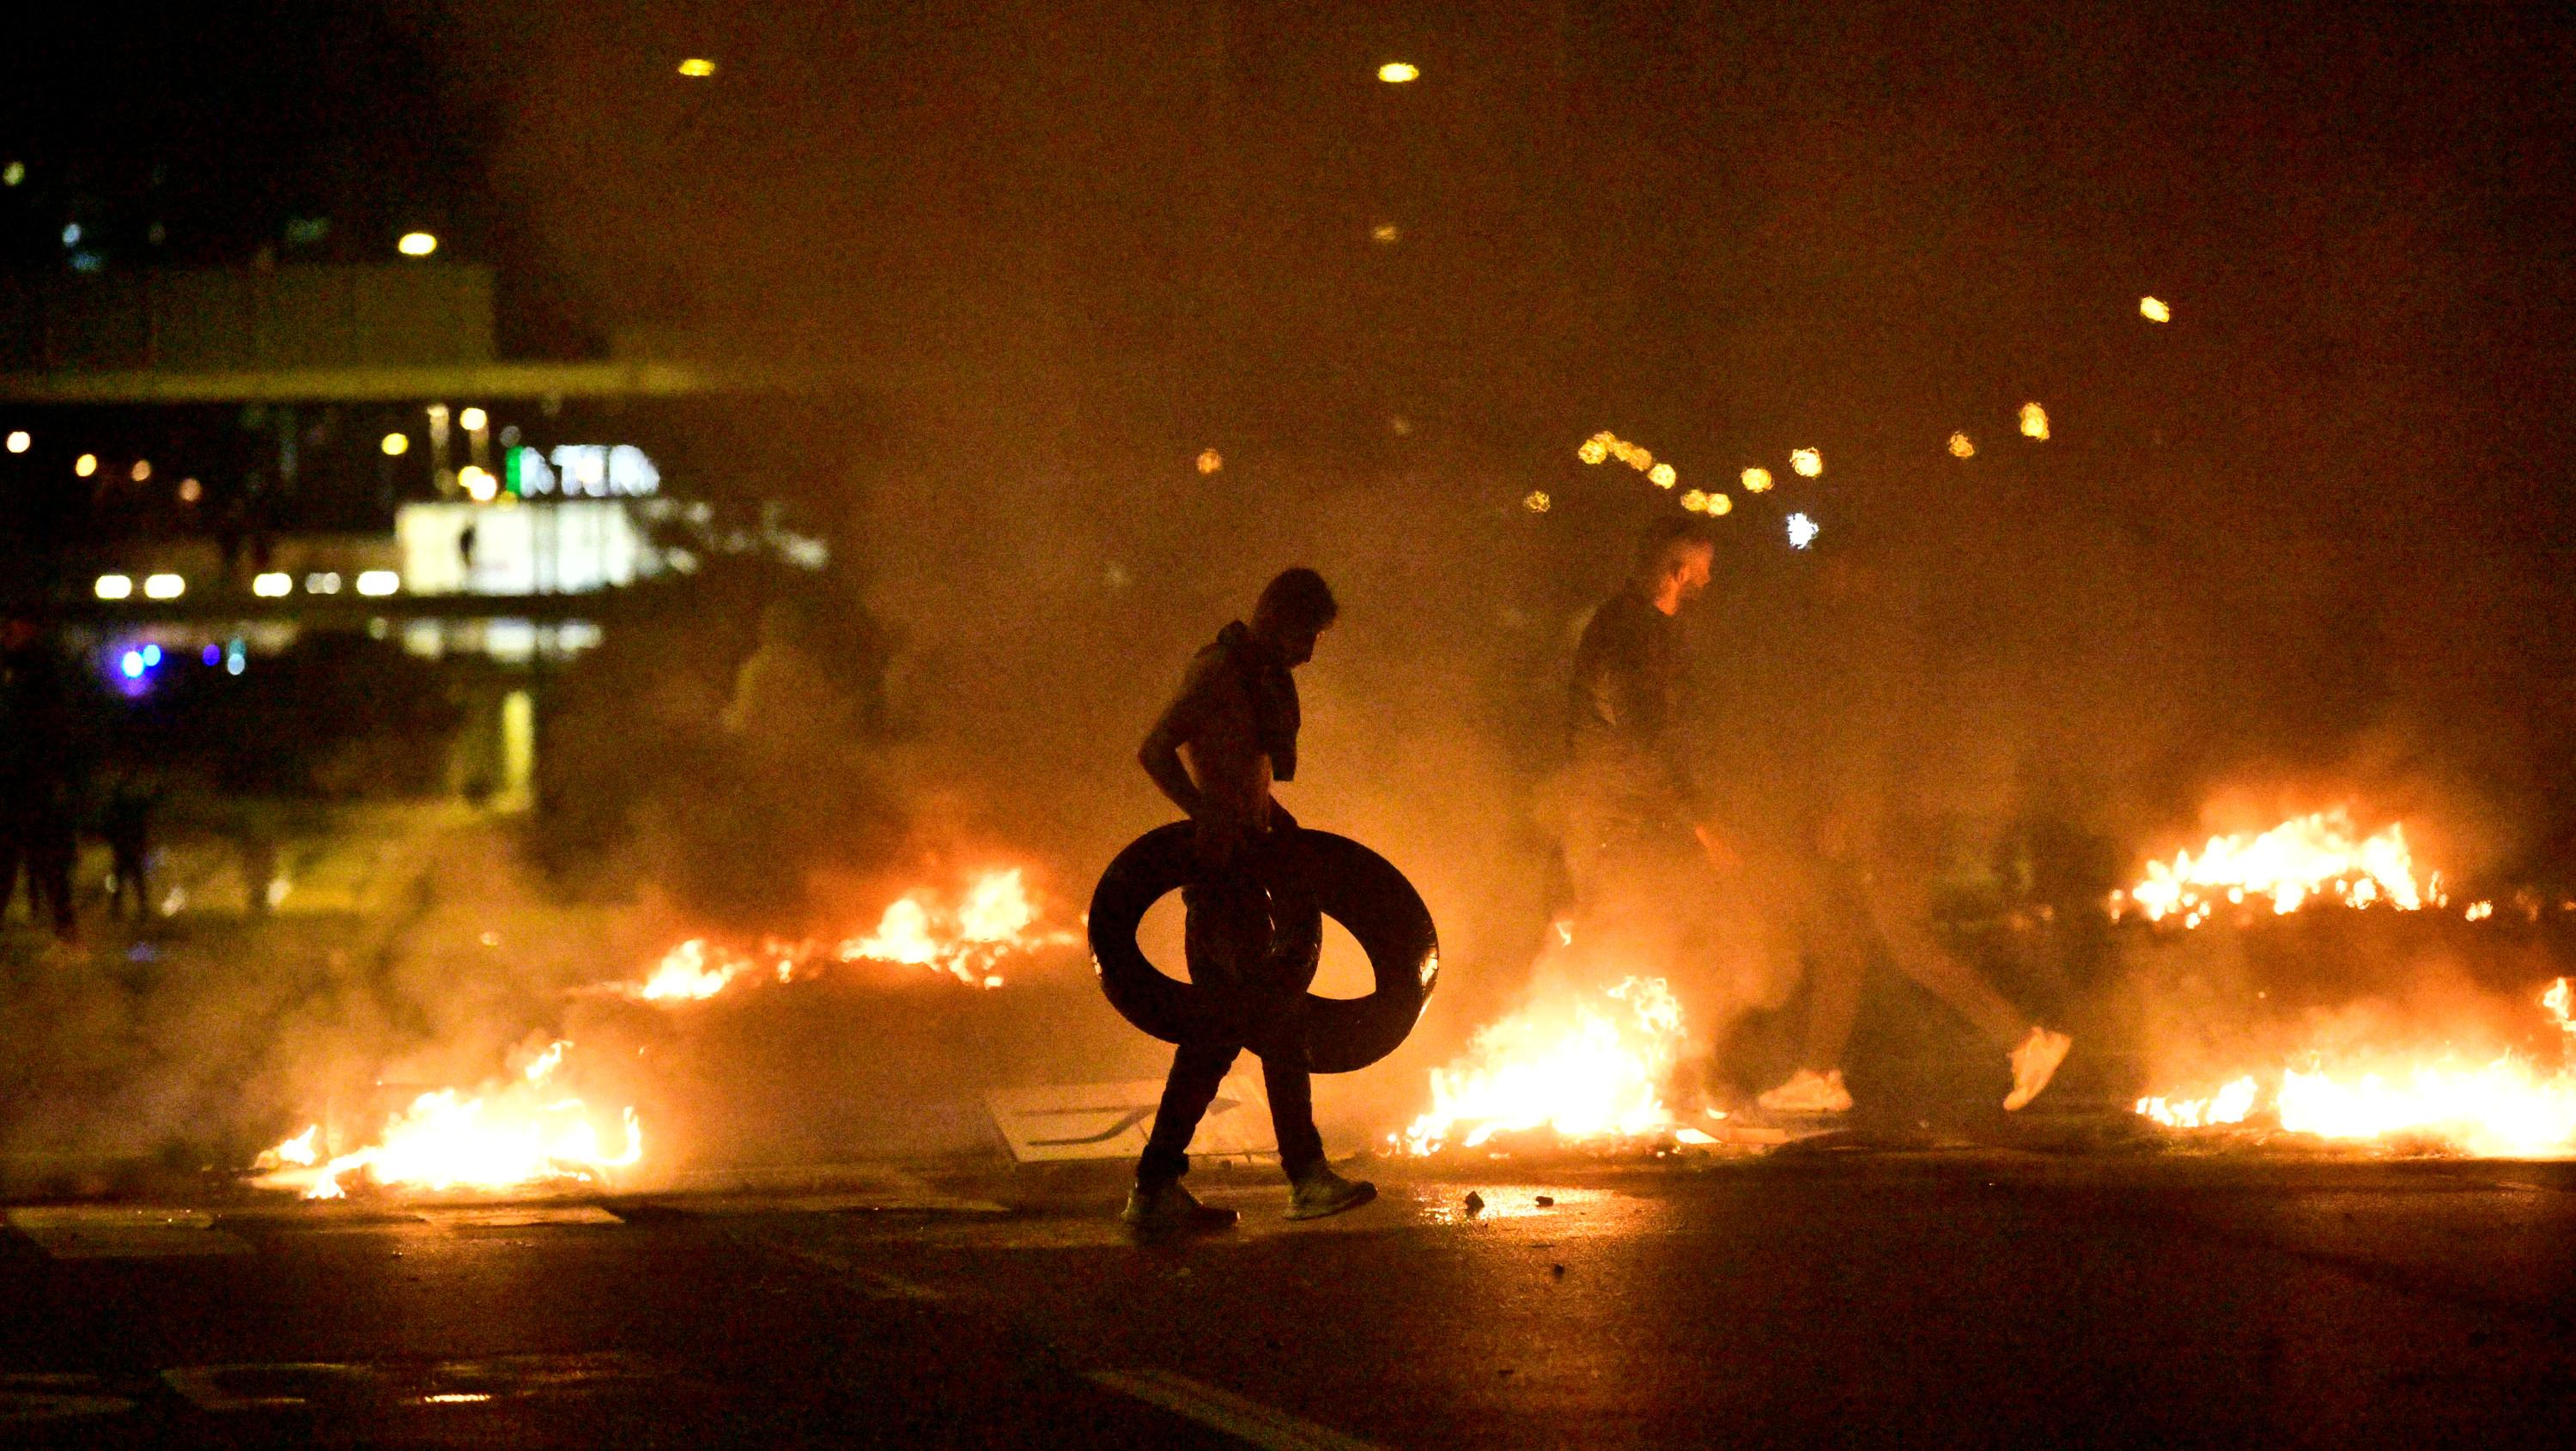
[
  {"x1": 1086, "y1": 1369, "x2": 1385, "y2": 1451},
  {"x1": 4, "y1": 1207, "x2": 252, "y2": 1260},
  {"x1": 756, "y1": 1237, "x2": 949, "y2": 1302}
]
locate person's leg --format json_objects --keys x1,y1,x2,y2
[
  {"x1": 1248, "y1": 993, "x2": 1323, "y2": 1181},
  {"x1": 1858, "y1": 868, "x2": 2029, "y2": 1047},
  {"x1": 1135, "y1": 1039, "x2": 1240, "y2": 1189}
]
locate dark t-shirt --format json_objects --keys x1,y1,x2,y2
[{"x1": 1568, "y1": 589, "x2": 1703, "y2": 817}]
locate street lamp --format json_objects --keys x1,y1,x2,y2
[
  {"x1": 1377, "y1": 62, "x2": 1419, "y2": 83},
  {"x1": 398, "y1": 232, "x2": 438, "y2": 258}
]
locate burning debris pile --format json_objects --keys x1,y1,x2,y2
[
  {"x1": 2137, "y1": 979, "x2": 2576, "y2": 1157},
  {"x1": 255, "y1": 1040, "x2": 641, "y2": 1200},
  {"x1": 1396, "y1": 977, "x2": 1716, "y2": 1157},
  {"x1": 631, "y1": 866, "x2": 1075, "y2": 1002},
  {"x1": 2111, "y1": 809, "x2": 2445, "y2": 927}
]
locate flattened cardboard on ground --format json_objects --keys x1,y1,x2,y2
[{"x1": 987, "y1": 1077, "x2": 1275, "y2": 1163}]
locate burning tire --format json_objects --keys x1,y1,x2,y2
[{"x1": 1090, "y1": 823, "x2": 1441, "y2": 1073}]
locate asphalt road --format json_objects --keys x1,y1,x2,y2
[{"x1": 5, "y1": 1150, "x2": 2574, "y2": 1448}]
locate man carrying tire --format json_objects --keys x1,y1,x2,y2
[{"x1": 1125, "y1": 567, "x2": 1377, "y2": 1233}]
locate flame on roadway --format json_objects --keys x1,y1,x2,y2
[
  {"x1": 2111, "y1": 809, "x2": 2445, "y2": 927},
  {"x1": 2136, "y1": 978, "x2": 2576, "y2": 1157},
  {"x1": 1398, "y1": 976, "x2": 1710, "y2": 1156},
  {"x1": 634, "y1": 866, "x2": 1072, "y2": 1000},
  {"x1": 257, "y1": 1039, "x2": 641, "y2": 1200}
]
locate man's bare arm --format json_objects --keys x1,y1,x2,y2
[{"x1": 1138, "y1": 713, "x2": 1204, "y2": 819}]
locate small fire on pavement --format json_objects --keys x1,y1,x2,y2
[
  {"x1": 2136, "y1": 978, "x2": 2576, "y2": 1157},
  {"x1": 1396, "y1": 976, "x2": 1715, "y2": 1157},
  {"x1": 255, "y1": 1040, "x2": 641, "y2": 1200}
]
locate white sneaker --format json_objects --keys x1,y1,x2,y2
[
  {"x1": 1756, "y1": 1068, "x2": 1853, "y2": 1114},
  {"x1": 2003, "y1": 1027, "x2": 2073, "y2": 1111}
]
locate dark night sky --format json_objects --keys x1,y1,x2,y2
[{"x1": 9, "y1": 1, "x2": 2576, "y2": 842}]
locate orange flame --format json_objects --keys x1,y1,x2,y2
[
  {"x1": 1398, "y1": 977, "x2": 1698, "y2": 1155},
  {"x1": 256, "y1": 1040, "x2": 642, "y2": 1199},
  {"x1": 2136, "y1": 979, "x2": 2576, "y2": 1157},
  {"x1": 629, "y1": 867, "x2": 1072, "y2": 1001},
  {"x1": 2114, "y1": 809, "x2": 2444, "y2": 927}
]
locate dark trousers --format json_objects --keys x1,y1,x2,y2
[{"x1": 1137, "y1": 840, "x2": 1325, "y2": 1187}]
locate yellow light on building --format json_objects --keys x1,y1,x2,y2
[
  {"x1": 178, "y1": 477, "x2": 202, "y2": 503},
  {"x1": 1648, "y1": 463, "x2": 1677, "y2": 489},
  {"x1": 2020, "y1": 402, "x2": 2050, "y2": 440},
  {"x1": 1522, "y1": 490, "x2": 1551, "y2": 513},
  {"x1": 1708, "y1": 493, "x2": 1733, "y2": 516},
  {"x1": 4, "y1": 429, "x2": 26, "y2": 452},
  {"x1": 1577, "y1": 436, "x2": 1610, "y2": 465},
  {"x1": 75, "y1": 452, "x2": 98, "y2": 477},
  {"x1": 1789, "y1": 448, "x2": 1822, "y2": 478},
  {"x1": 252, "y1": 573, "x2": 293, "y2": 598},
  {"x1": 1947, "y1": 431, "x2": 1975, "y2": 458},
  {"x1": 94, "y1": 574, "x2": 133, "y2": 600},
  {"x1": 355, "y1": 570, "x2": 401, "y2": 597},
  {"x1": 2141, "y1": 295, "x2": 2172, "y2": 323},
  {"x1": 1680, "y1": 489, "x2": 1709, "y2": 512},
  {"x1": 459, "y1": 407, "x2": 488, "y2": 432},
  {"x1": 131, "y1": 459, "x2": 152, "y2": 483},
  {"x1": 1377, "y1": 62, "x2": 1419, "y2": 83},
  {"x1": 677, "y1": 58, "x2": 717, "y2": 77},
  {"x1": 1370, "y1": 222, "x2": 1401, "y2": 245},
  {"x1": 1195, "y1": 448, "x2": 1224, "y2": 476},
  {"x1": 1741, "y1": 467, "x2": 1772, "y2": 493},
  {"x1": 397, "y1": 231, "x2": 438, "y2": 258},
  {"x1": 381, "y1": 432, "x2": 410, "y2": 457},
  {"x1": 143, "y1": 573, "x2": 185, "y2": 600},
  {"x1": 459, "y1": 464, "x2": 498, "y2": 501}
]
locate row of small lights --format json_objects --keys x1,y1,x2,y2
[{"x1": 95, "y1": 570, "x2": 399, "y2": 601}]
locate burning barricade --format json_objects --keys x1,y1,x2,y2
[
  {"x1": 254, "y1": 1038, "x2": 642, "y2": 1200},
  {"x1": 628, "y1": 865, "x2": 1078, "y2": 1003},
  {"x1": 1394, "y1": 976, "x2": 1718, "y2": 1157}
]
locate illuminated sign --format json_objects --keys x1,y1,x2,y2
[{"x1": 507, "y1": 445, "x2": 659, "y2": 498}]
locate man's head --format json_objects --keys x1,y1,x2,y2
[
  {"x1": 1250, "y1": 567, "x2": 1338, "y2": 665},
  {"x1": 1631, "y1": 517, "x2": 1716, "y2": 615}
]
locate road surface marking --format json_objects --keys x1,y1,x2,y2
[
  {"x1": 747, "y1": 1235, "x2": 949, "y2": 1302},
  {"x1": 5, "y1": 1206, "x2": 252, "y2": 1259},
  {"x1": 1086, "y1": 1369, "x2": 1382, "y2": 1451}
]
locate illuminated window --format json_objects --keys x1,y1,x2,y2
[
  {"x1": 355, "y1": 571, "x2": 401, "y2": 597},
  {"x1": 252, "y1": 573, "x2": 293, "y2": 598},
  {"x1": 307, "y1": 573, "x2": 343, "y2": 595},
  {"x1": 677, "y1": 58, "x2": 717, "y2": 77},
  {"x1": 143, "y1": 574, "x2": 185, "y2": 599},
  {"x1": 1377, "y1": 62, "x2": 1419, "y2": 83},
  {"x1": 397, "y1": 232, "x2": 438, "y2": 258},
  {"x1": 94, "y1": 574, "x2": 133, "y2": 600}
]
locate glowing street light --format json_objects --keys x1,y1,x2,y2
[
  {"x1": 252, "y1": 573, "x2": 293, "y2": 598},
  {"x1": 2141, "y1": 295, "x2": 2172, "y2": 323},
  {"x1": 131, "y1": 459, "x2": 152, "y2": 483},
  {"x1": 306, "y1": 573, "x2": 343, "y2": 595},
  {"x1": 143, "y1": 573, "x2": 185, "y2": 599},
  {"x1": 355, "y1": 570, "x2": 401, "y2": 598},
  {"x1": 75, "y1": 452, "x2": 98, "y2": 477},
  {"x1": 381, "y1": 432, "x2": 410, "y2": 457},
  {"x1": 2020, "y1": 402, "x2": 2050, "y2": 440},
  {"x1": 1523, "y1": 490, "x2": 1551, "y2": 513},
  {"x1": 1741, "y1": 467, "x2": 1772, "y2": 494},
  {"x1": 1195, "y1": 448, "x2": 1224, "y2": 476},
  {"x1": 94, "y1": 574, "x2": 133, "y2": 600},
  {"x1": 1947, "y1": 431, "x2": 1976, "y2": 458},
  {"x1": 1789, "y1": 448, "x2": 1823, "y2": 478},
  {"x1": 1786, "y1": 513, "x2": 1820, "y2": 549},
  {"x1": 459, "y1": 465, "x2": 499, "y2": 501},
  {"x1": 677, "y1": 58, "x2": 717, "y2": 77},
  {"x1": 1377, "y1": 61, "x2": 1419, "y2": 83},
  {"x1": 397, "y1": 232, "x2": 439, "y2": 258},
  {"x1": 4, "y1": 430, "x2": 26, "y2": 453},
  {"x1": 459, "y1": 406, "x2": 488, "y2": 433}
]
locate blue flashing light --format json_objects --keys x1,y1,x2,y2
[
  {"x1": 202, "y1": 644, "x2": 222, "y2": 666},
  {"x1": 141, "y1": 644, "x2": 162, "y2": 667},
  {"x1": 119, "y1": 649, "x2": 145, "y2": 679}
]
